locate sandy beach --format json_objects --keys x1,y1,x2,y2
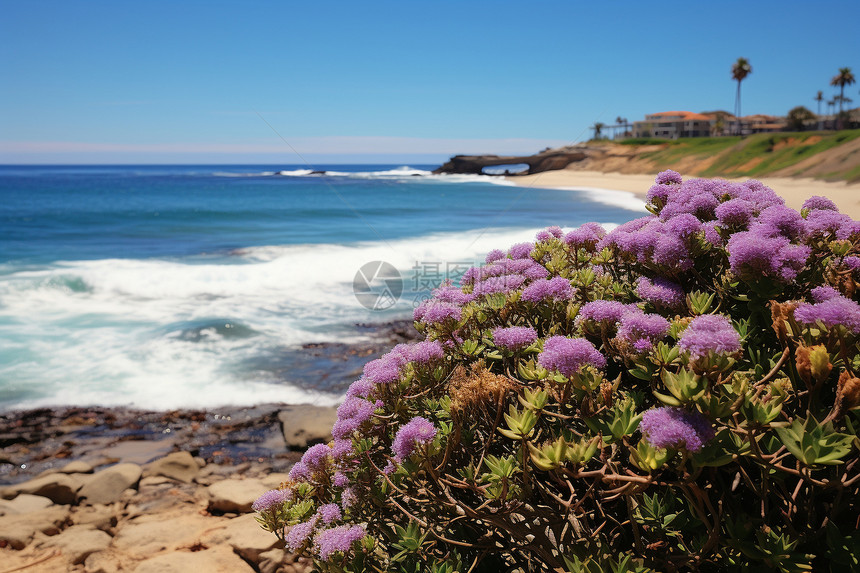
[{"x1": 508, "y1": 168, "x2": 860, "y2": 219}]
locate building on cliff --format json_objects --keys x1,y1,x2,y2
[{"x1": 632, "y1": 111, "x2": 713, "y2": 139}]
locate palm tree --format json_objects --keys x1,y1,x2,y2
[
  {"x1": 615, "y1": 116, "x2": 628, "y2": 139},
  {"x1": 731, "y1": 57, "x2": 752, "y2": 135},
  {"x1": 591, "y1": 122, "x2": 605, "y2": 140},
  {"x1": 831, "y1": 67, "x2": 856, "y2": 114},
  {"x1": 815, "y1": 90, "x2": 824, "y2": 129}
]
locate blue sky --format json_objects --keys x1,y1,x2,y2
[{"x1": 2, "y1": 0, "x2": 858, "y2": 164}]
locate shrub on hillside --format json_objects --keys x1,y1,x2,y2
[{"x1": 253, "y1": 172, "x2": 860, "y2": 572}]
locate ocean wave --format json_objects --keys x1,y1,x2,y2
[
  {"x1": 3, "y1": 225, "x2": 611, "y2": 410},
  {"x1": 211, "y1": 166, "x2": 517, "y2": 186}
]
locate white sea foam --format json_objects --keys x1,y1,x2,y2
[
  {"x1": 2, "y1": 226, "x2": 595, "y2": 411},
  {"x1": 211, "y1": 166, "x2": 518, "y2": 186}
]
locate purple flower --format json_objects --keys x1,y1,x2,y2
[
  {"x1": 655, "y1": 170, "x2": 683, "y2": 185},
  {"x1": 415, "y1": 300, "x2": 462, "y2": 324},
  {"x1": 382, "y1": 460, "x2": 396, "y2": 474},
  {"x1": 535, "y1": 230, "x2": 554, "y2": 242},
  {"x1": 804, "y1": 209, "x2": 855, "y2": 239},
  {"x1": 640, "y1": 407, "x2": 714, "y2": 452},
  {"x1": 485, "y1": 249, "x2": 506, "y2": 263},
  {"x1": 521, "y1": 276, "x2": 574, "y2": 302},
  {"x1": 333, "y1": 396, "x2": 376, "y2": 440},
  {"x1": 472, "y1": 274, "x2": 526, "y2": 296},
  {"x1": 301, "y1": 443, "x2": 332, "y2": 470},
  {"x1": 577, "y1": 300, "x2": 635, "y2": 325},
  {"x1": 715, "y1": 198, "x2": 755, "y2": 226},
  {"x1": 432, "y1": 285, "x2": 475, "y2": 306},
  {"x1": 617, "y1": 312, "x2": 670, "y2": 347},
  {"x1": 564, "y1": 222, "x2": 607, "y2": 250},
  {"x1": 802, "y1": 195, "x2": 838, "y2": 212},
  {"x1": 522, "y1": 263, "x2": 550, "y2": 280},
  {"x1": 314, "y1": 524, "x2": 366, "y2": 561},
  {"x1": 252, "y1": 489, "x2": 292, "y2": 512},
  {"x1": 538, "y1": 336, "x2": 606, "y2": 376},
  {"x1": 810, "y1": 286, "x2": 841, "y2": 303},
  {"x1": 333, "y1": 471, "x2": 349, "y2": 487},
  {"x1": 727, "y1": 228, "x2": 810, "y2": 282},
  {"x1": 755, "y1": 205, "x2": 806, "y2": 241},
  {"x1": 288, "y1": 462, "x2": 310, "y2": 481},
  {"x1": 702, "y1": 220, "x2": 723, "y2": 246},
  {"x1": 663, "y1": 213, "x2": 702, "y2": 238},
  {"x1": 647, "y1": 184, "x2": 675, "y2": 205},
  {"x1": 794, "y1": 294, "x2": 860, "y2": 334},
  {"x1": 392, "y1": 416, "x2": 437, "y2": 461},
  {"x1": 286, "y1": 516, "x2": 319, "y2": 553},
  {"x1": 843, "y1": 256, "x2": 860, "y2": 272},
  {"x1": 408, "y1": 340, "x2": 444, "y2": 364},
  {"x1": 317, "y1": 503, "x2": 342, "y2": 525},
  {"x1": 493, "y1": 326, "x2": 538, "y2": 350},
  {"x1": 508, "y1": 242, "x2": 534, "y2": 260},
  {"x1": 331, "y1": 439, "x2": 355, "y2": 460},
  {"x1": 362, "y1": 347, "x2": 409, "y2": 384},
  {"x1": 547, "y1": 226, "x2": 564, "y2": 238},
  {"x1": 340, "y1": 487, "x2": 357, "y2": 509},
  {"x1": 346, "y1": 377, "x2": 374, "y2": 399},
  {"x1": 636, "y1": 276, "x2": 685, "y2": 309},
  {"x1": 678, "y1": 315, "x2": 741, "y2": 358}
]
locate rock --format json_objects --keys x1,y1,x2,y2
[
  {"x1": 261, "y1": 473, "x2": 291, "y2": 489},
  {"x1": 0, "y1": 505, "x2": 70, "y2": 549},
  {"x1": 278, "y1": 405, "x2": 337, "y2": 449},
  {"x1": 84, "y1": 551, "x2": 121, "y2": 573},
  {"x1": 112, "y1": 513, "x2": 217, "y2": 558},
  {"x1": 201, "y1": 513, "x2": 281, "y2": 562},
  {"x1": 207, "y1": 478, "x2": 268, "y2": 513},
  {"x1": 61, "y1": 460, "x2": 94, "y2": 474},
  {"x1": 78, "y1": 463, "x2": 142, "y2": 505},
  {"x1": 1, "y1": 473, "x2": 82, "y2": 504},
  {"x1": 0, "y1": 493, "x2": 53, "y2": 515},
  {"x1": 39, "y1": 524, "x2": 112, "y2": 564},
  {"x1": 432, "y1": 148, "x2": 591, "y2": 176},
  {"x1": 72, "y1": 503, "x2": 118, "y2": 530},
  {"x1": 133, "y1": 546, "x2": 255, "y2": 573},
  {"x1": 142, "y1": 451, "x2": 200, "y2": 483}
]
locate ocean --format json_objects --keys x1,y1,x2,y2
[{"x1": 0, "y1": 164, "x2": 645, "y2": 411}]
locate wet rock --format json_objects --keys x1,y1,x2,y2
[
  {"x1": 278, "y1": 405, "x2": 337, "y2": 449},
  {"x1": 207, "y1": 478, "x2": 268, "y2": 513},
  {"x1": 78, "y1": 463, "x2": 142, "y2": 505},
  {"x1": 2, "y1": 473, "x2": 82, "y2": 504},
  {"x1": 0, "y1": 505, "x2": 70, "y2": 549},
  {"x1": 39, "y1": 524, "x2": 112, "y2": 564},
  {"x1": 0, "y1": 493, "x2": 54, "y2": 515},
  {"x1": 133, "y1": 545, "x2": 256, "y2": 573},
  {"x1": 142, "y1": 451, "x2": 200, "y2": 483},
  {"x1": 201, "y1": 513, "x2": 281, "y2": 562}
]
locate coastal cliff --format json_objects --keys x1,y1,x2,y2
[{"x1": 435, "y1": 130, "x2": 860, "y2": 182}]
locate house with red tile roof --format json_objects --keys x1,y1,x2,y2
[{"x1": 632, "y1": 111, "x2": 713, "y2": 139}]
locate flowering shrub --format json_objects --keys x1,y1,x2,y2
[{"x1": 254, "y1": 172, "x2": 860, "y2": 572}]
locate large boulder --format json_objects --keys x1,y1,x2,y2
[
  {"x1": 142, "y1": 451, "x2": 200, "y2": 483},
  {"x1": 1, "y1": 473, "x2": 82, "y2": 504},
  {"x1": 39, "y1": 524, "x2": 112, "y2": 564},
  {"x1": 112, "y1": 514, "x2": 217, "y2": 558},
  {"x1": 278, "y1": 405, "x2": 337, "y2": 449},
  {"x1": 77, "y1": 463, "x2": 142, "y2": 505},
  {"x1": 207, "y1": 478, "x2": 268, "y2": 513},
  {"x1": 0, "y1": 505, "x2": 70, "y2": 549},
  {"x1": 0, "y1": 493, "x2": 54, "y2": 515},
  {"x1": 133, "y1": 546, "x2": 255, "y2": 573},
  {"x1": 201, "y1": 513, "x2": 281, "y2": 562}
]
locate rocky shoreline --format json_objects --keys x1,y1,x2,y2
[{"x1": 0, "y1": 319, "x2": 420, "y2": 571}]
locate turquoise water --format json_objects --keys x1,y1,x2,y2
[{"x1": 0, "y1": 164, "x2": 645, "y2": 410}]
